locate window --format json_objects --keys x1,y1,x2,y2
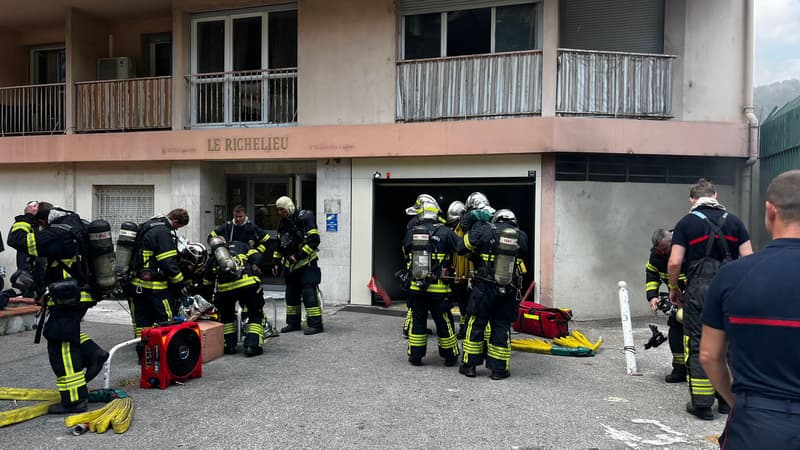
[
  {"x1": 95, "y1": 185, "x2": 155, "y2": 241},
  {"x1": 191, "y1": 7, "x2": 298, "y2": 126},
  {"x1": 142, "y1": 33, "x2": 172, "y2": 77},
  {"x1": 30, "y1": 45, "x2": 65, "y2": 84},
  {"x1": 401, "y1": 2, "x2": 539, "y2": 60},
  {"x1": 555, "y1": 154, "x2": 740, "y2": 185}
]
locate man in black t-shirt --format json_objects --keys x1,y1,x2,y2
[
  {"x1": 668, "y1": 179, "x2": 752, "y2": 420},
  {"x1": 701, "y1": 170, "x2": 800, "y2": 448}
]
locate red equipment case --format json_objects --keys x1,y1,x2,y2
[
  {"x1": 141, "y1": 321, "x2": 203, "y2": 389},
  {"x1": 512, "y1": 301, "x2": 572, "y2": 338}
]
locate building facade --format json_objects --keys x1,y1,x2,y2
[{"x1": 0, "y1": 0, "x2": 757, "y2": 319}]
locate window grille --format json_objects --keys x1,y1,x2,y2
[{"x1": 95, "y1": 185, "x2": 155, "y2": 241}]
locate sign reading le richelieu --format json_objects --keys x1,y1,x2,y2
[{"x1": 207, "y1": 136, "x2": 289, "y2": 152}]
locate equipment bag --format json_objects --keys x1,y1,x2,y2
[{"x1": 512, "y1": 301, "x2": 572, "y2": 338}]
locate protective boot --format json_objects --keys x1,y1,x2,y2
[
  {"x1": 717, "y1": 394, "x2": 730, "y2": 414},
  {"x1": 48, "y1": 399, "x2": 88, "y2": 414},
  {"x1": 665, "y1": 366, "x2": 687, "y2": 383},
  {"x1": 303, "y1": 326, "x2": 324, "y2": 335},
  {"x1": 458, "y1": 364, "x2": 476, "y2": 378},
  {"x1": 490, "y1": 370, "x2": 510, "y2": 380},
  {"x1": 686, "y1": 402, "x2": 714, "y2": 420},
  {"x1": 281, "y1": 323, "x2": 301, "y2": 333},
  {"x1": 84, "y1": 349, "x2": 110, "y2": 383},
  {"x1": 244, "y1": 346, "x2": 263, "y2": 357}
]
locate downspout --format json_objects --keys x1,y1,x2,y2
[{"x1": 741, "y1": 0, "x2": 758, "y2": 231}]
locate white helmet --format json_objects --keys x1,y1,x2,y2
[
  {"x1": 465, "y1": 192, "x2": 490, "y2": 210},
  {"x1": 491, "y1": 209, "x2": 517, "y2": 226},
  {"x1": 276, "y1": 196, "x2": 296, "y2": 215},
  {"x1": 405, "y1": 194, "x2": 440, "y2": 216}
]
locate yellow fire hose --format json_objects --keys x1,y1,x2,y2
[
  {"x1": 0, "y1": 387, "x2": 133, "y2": 433},
  {"x1": 512, "y1": 330, "x2": 603, "y2": 356}
]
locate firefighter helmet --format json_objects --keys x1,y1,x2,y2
[
  {"x1": 446, "y1": 201, "x2": 465, "y2": 226},
  {"x1": 491, "y1": 209, "x2": 518, "y2": 227},
  {"x1": 465, "y1": 192, "x2": 489, "y2": 210},
  {"x1": 419, "y1": 200, "x2": 440, "y2": 221},
  {"x1": 275, "y1": 196, "x2": 296, "y2": 215},
  {"x1": 405, "y1": 194, "x2": 440, "y2": 216},
  {"x1": 181, "y1": 242, "x2": 208, "y2": 267}
]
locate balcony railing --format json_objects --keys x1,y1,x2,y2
[
  {"x1": 0, "y1": 83, "x2": 65, "y2": 136},
  {"x1": 75, "y1": 77, "x2": 172, "y2": 132},
  {"x1": 397, "y1": 50, "x2": 542, "y2": 122},
  {"x1": 557, "y1": 49, "x2": 676, "y2": 118},
  {"x1": 396, "y1": 50, "x2": 543, "y2": 122},
  {"x1": 186, "y1": 68, "x2": 298, "y2": 128}
]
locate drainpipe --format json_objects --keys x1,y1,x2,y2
[{"x1": 741, "y1": 0, "x2": 758, "y2": 232}]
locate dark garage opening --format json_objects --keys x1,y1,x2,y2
[{"x1": 371, "y1": 177, "x2": 536, "y2": 305}]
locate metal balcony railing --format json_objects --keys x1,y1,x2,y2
[
  {"x1": 75, "y1": 77, "x2": 171, "y2": 132},
  {"x1": 557, "y1": 49, "x2": 676, "y2": 118},
  {"x1": 396, "y1": 50, "x2": 543, "y2": 122},
  {"x1": 186, "y1": 68, "x2": 297, "y2": 128},
  {"x1": 0, "y1": 83, "x2": 65, "y2": 136}
]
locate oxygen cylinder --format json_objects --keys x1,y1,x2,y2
[
  {"x1": 494, "y1": 227, "x2": 519, "y2": 286},
  {"x1": 115, "y1": 222, "x2": 138, "y2": 277},
  {"x1": 208, "y1": 236, "x2": 239, "y2": 278},
  {"x1": 410, "y1": 225, "x2": 431, "y2": 281},
  {"x1": 87, "y1": 219, "x2": 117, "y2": 290}
]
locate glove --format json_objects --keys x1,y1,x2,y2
[
  {"x1": 272, "y1": 265, "x2": 281, "y2": 277},
  {"x1": 251, "y1": 264, "x2": 262, "y2": 276},
  {"x1": 170, "y1": 281, "x2": 189, "y2": 298}
]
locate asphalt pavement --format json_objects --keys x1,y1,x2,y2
[{"x1": 0, "y1": 297, "x2": 728, "y2": 450}]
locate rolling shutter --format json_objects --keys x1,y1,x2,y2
[
  {"x1": 559, "y1": 0, "x2": 664, "y2": 54},
  {"x1": 399, "y1": 0, "x2": 538, "y2": 15}
]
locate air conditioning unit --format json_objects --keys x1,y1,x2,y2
[{"x1": 97, "y1": 57, "x2": 136, "y2": 80}]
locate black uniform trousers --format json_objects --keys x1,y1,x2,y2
[
  {"x1": 719, "y1": 392, "x2": 800, "y2": 449},
  {"x1": 284, "y1": 264, "x2": 322, "y2": 329},
  {"x1": 683, "y1": 274, "x2": 716, "y2": 408},
  {"x1": 215, "y1": 284, "x2": 265, "y2": 349},
  {"x1": 461, "y1": 279, "x2": 516, "y2": 371},
  {"x1": 130, "y1": 289, "x2": 175, "y2": 338},
  {"x1": 44, "y1": 305, "x2": 105, "y2": 406},
  {"x1": 667, "y1": 313, "x2": 686, "y2": 371},
  {"x1": 406, "y1": 290, "x2": 458, "y2": 362}
]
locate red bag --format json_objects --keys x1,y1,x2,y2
[{"x1": 512, "y1": 301, "x2": 572, "y2": 338}]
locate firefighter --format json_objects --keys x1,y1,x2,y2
[
  {"x1": 457, "y1": 207, "x2": 527, "y2": 380},
  {"x1": 645, "y1": 228, "x2": 687, "y2": 383},
  {"x1": 128, "y1": 209, "x2": 189, "y2": 342},
  {"x1": 209, "y1": 205, "x2": 274, "y2": 336},
  {"x1": 402, "y1": 194, "x2": 444, "y2": 337},
  {"x1": 403, "y1": 200, "x2": 460, "y2": 366},
  {"x1": 204, "y1": 238, "x2": 267, "y2": 356},
  {"x1": 7, "y1": 201, "x2": 109, "y2": 414},
  {"x1": 668, "y1": 178, "x2": 752, "y2": 420},
  {"x1": 272, "y1": 196, "x2": 323, "y2": 335},
  {"x1": 446, "y1": 201, "x2": 472, "y2": 339},
  {"x1": 178, "y1": 241, "x2": 209, "y2": 296}
]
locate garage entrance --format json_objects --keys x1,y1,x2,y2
[{"x1": 371, "y1": 177, "x2": 536, "y2": 304}]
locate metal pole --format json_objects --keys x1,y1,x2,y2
[
  {"x1": 618, "y1": 281, "x2": 638, "y2": 375},
  {"x1": 102, "y1": 338, "x2": 141, "y2": 390}
]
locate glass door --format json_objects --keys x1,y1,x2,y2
[{"x1": 251, "y1": 177, "x2": 293, "y2": 233}]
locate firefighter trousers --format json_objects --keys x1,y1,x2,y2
[
  {"x1": 216, "y1": 284, "x2": 265, "y2": 349},
  {"x1": 284, "y1": 266, "x2": 322, "y2": 329},
  {"x1": 130, "y1": 289, "x2": 175, "y2": 338},
  {"x1": 461, "y1": 280, "x2": 516, "y2": 371},
  {"x1": 683, "y1": 281, "x2": 715, "y2": 408},
  {"x1": 406, "y1": 291, "x2": 458, "y2": 362}
]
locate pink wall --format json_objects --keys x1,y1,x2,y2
[
  {"x1": 0, "y1": 28, "x2": 25, "y2": 86},
  {"x1": 110, "y1": 16, "x2": 172, "y2": 76},
  {"x1": 0, "y1": 117, "x2": 748, "y2": 164}
]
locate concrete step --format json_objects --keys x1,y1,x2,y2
[{"x1": 0, "y1": 297, "x2": 41, "y2": 335}]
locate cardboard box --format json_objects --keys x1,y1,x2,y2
[{"x1": 196, "y1": 320, "x2": 224, "y2": 363}]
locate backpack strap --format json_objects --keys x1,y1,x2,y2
[{"x1": 690, "y1": 210, "x2": 731, "y2": 260}]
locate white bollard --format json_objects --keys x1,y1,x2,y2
[{"x1": 618, "y1": 281, "x2": 638, "y2": 375}]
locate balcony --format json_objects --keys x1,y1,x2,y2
[
  {"x1": 186, "y1": 68, "x2": 298, "y2": 129},
  {"x1": 396, "y1": 50, "x2": 543, "y2": 122},
  {"x1": 0, "y1": 84, "x2": 65, "y2": 136},
  {"x1": 557, "y1": 49, "x2": 676, "y2": 118},
  {"x1": 75, "y1": 77, "x2": 172, "y2": 132}
]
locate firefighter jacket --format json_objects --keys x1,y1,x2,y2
[
  {"x1": 402, "y1": 221, "x2": 459, "y2": 294},
  {"x1": 202, "y1": 241, "x2": 261, "y2": 296},
  {"x1": 645, "y1": 249, "x2": 687, "y2": 302},
  {"x1": 458, "y1": 220, "x2": 528, "y2": 284},
  {"x1": 273, "y1": 210, "x2": 319, "y2": 273},
  {"x1": 7, "y1": 210, "x2": 96, "y2": 305},
  {"x1": 208, "y1": 220, "x2": 272, "y2": 261},
  {"x1": 130, "y1": 216, "x2": 184, "y2": 292}
]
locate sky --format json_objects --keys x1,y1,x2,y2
[{"x1": 756, "y1": 0, "x2": 800, "y2": 86}]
